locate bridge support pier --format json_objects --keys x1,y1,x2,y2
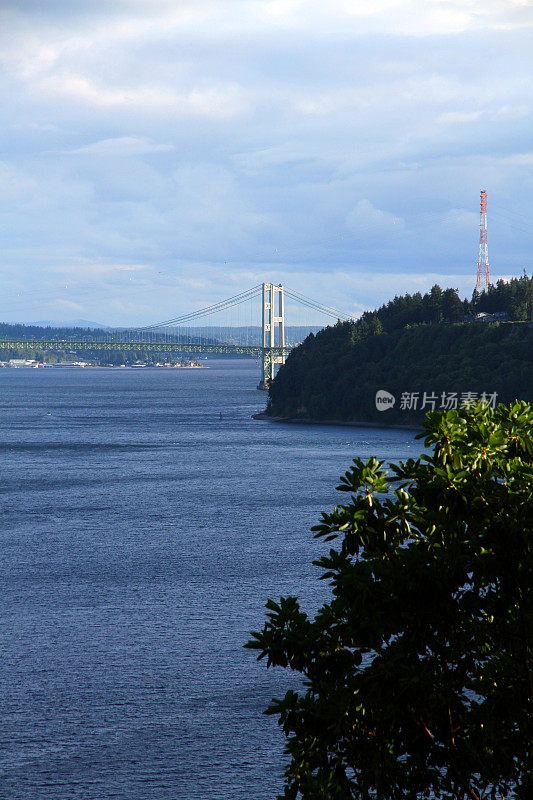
[
  {"x1": 257, "y1": 283, "x2": 285, "y2": 390},
  {"x1": 258, "y1": 349, "x2": 273, "y2": 391}
]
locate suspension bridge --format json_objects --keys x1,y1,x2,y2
[{"x1": 0, "y1": 283, "x2": 352, "y2": 388}]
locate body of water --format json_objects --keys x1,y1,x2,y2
[{"x1": 0, "y1": 360, "x2": 421, "y2": 799}]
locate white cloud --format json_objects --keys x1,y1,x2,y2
[
  {"x1": 346, "y1": 200, "x2": 405, "y2": 236},
  {"x1": 53, "y1": 298, "x2": 84, "y2": 311},
  {"x1": 232, "y1": 143, "x2": 323, "y2": 174},
  {"x1": 174, "y1": 276, "x2": 210, "y2": 290},
  {"x1": 504, "y1": 152, "x2": 533, "y2": 165},
  {"x1": 148, "y1": 0, "x2": 533, "y2": 36},
  {"x1": 0, "y1": 1, "x2": 531, "y2": 322},
  {"x1": 72, "y1": 137, "x2": 174, "y2": 156},
  {"x1": 441, "y1": 208, "x2": 479, "y2": 229},
  {"x1": 2, "y1": 1, "x2": 530, "y2": 86},
  {"x1": 69, "y1": 263, "x2": 151, "y2": 275},
  {"x1": 492, "y1": 104, "x2": 529, "y2": 119},
  {"x1": 437, "y1": 111, "x2": 484, "y2": 125},
  {"x1": 35, "y1": 74, "x2": 248, "y2": 117},
  {"x1": 437, "y1": 105, "x2": 530, "y2": 125}
]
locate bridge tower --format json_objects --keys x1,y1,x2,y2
[{"x1": 258, "y1": 282, "x2": 285, "y2": 390}]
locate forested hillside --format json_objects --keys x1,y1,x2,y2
[
  {"x1": 267, "y1": 277, "x2": 533, "y2": 425},
  {"x1": 352, "y1": 272, "x2": 533, "y2": 338},
  {"x1": 0, "y1": 322, "x2": 111, "y2": 341}
]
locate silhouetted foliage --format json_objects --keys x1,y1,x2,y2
[
  {"x1": 247, "y1": 402, "x2": 533, "y2": 799},
  {"x1": 473, "y1": 272, "x2": 533, "y2": 322}
]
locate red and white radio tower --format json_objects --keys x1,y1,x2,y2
[{"x1": 475, "y1": 189, "x2": 490, "y2": 291}]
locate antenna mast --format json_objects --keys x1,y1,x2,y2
[{"x1": 475, "y1": 189, "x2": 490, "y2": 291}]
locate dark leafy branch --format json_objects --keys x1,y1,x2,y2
[{"x1": 246, "y1": 402, "x2": 533, "y2": 799}]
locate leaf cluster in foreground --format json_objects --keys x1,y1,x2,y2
[{"x1": 247, "y1": 402, "x2": 533, "y2": 799}]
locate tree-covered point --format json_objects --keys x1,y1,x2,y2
[
  {"x1": 247, "y1": 402, "x2": 533, "y2": 799},
  {"x1": 267, "y1": 278, "x2": 533, "y2": 425},
  {"x1": 352, "y1": 272, "x2": 533, "y2": 336}
]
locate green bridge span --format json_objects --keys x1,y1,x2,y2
[
  {"x1": 0, "y1": 339, "x2": 293, "y2": 388},
  {"x1": 1, "y1": 283, "x2": 350, "y2": 387},
  {"x1": 0, "y1": 339, "x2": 291, "y2": 358}
]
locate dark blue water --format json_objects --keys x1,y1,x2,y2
[{"x1": 0, "y1": 360, "x2": 421, "y2": 799}]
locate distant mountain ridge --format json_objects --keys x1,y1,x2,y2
[
  {"x1": 1, "y1": 321, "x2": 320, "y2": 346},
  {"x1": 30, "y1": 319, "x2": 109, "y2": 329},
  {"x1": 0, "y1": 322, "x2": 111, "y2": 339}
]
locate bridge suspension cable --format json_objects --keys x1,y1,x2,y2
[
  {"x1": 0, "y1": 281, "x2": 355, "y2": 386},
  {"x1": 137, "y1": 285, "x2": 262, "y2": 331},
  {"x1": 135, "y1": 283, "x2": 352, "y2": 334},
  {"x1": 283, "y1": 286, "x2": 352, "y2": 321}
]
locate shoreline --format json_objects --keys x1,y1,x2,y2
[
  {"x1": 0, "y1": 364, "x2": 208, "y2": 370},
  {"x1": 252, "y1": 411, "x2": 423, "y2": 432}
]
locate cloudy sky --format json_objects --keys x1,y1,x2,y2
[{"x1": 1, "y1": 0, "x2": 531, "y2": 325}]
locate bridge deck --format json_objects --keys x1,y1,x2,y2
[{"x1": 0, "y1": 340, "x2": 292, "y2": 357}]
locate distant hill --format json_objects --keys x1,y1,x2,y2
[
  {"x1": 0, "y1": 322, "x2": 113, "y2": 340},
  {"x1": 31, "y1": 319, "x2": 109, "y2": 329},
  {"x1": 0, "y1": 321, "x2": 320, "y2": 346}
]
